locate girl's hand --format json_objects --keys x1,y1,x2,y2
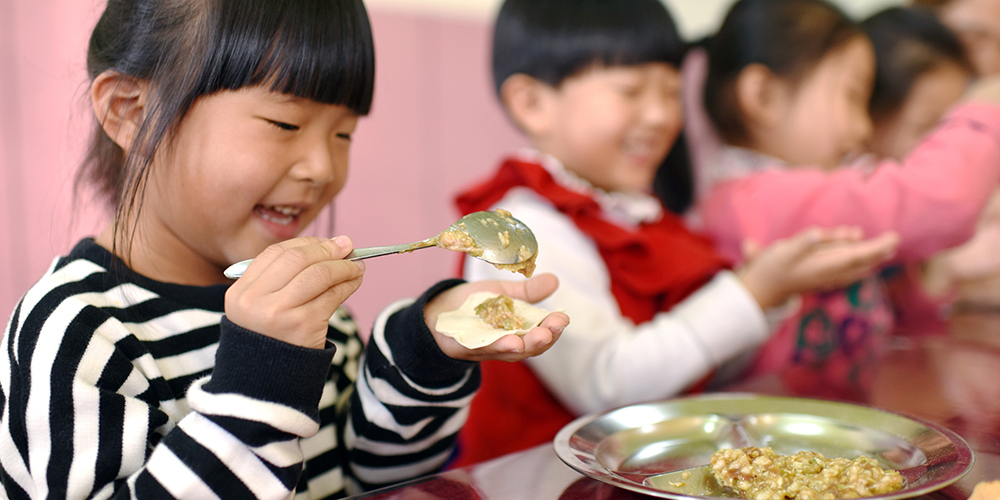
[
  {"x1": 225, "y1": 236, "x2": 366, "y2": 349},
  {"x1": 424, "y1": 273, "x2": 570, "y2": 362},
  {"x1": 739, "y1": 227, "x2": 900, "y2": 310}
]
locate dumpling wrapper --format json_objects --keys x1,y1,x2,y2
[{"x1": 435, "y1": 292, "x2": 553, "y2": 349}]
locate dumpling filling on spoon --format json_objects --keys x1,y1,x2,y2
[
  {"x1": 436, "y1": 292, "x2": 553, "y2": 348},
  {"x1": 432, "y1": 209, "x2": 537, "y2": 278}
]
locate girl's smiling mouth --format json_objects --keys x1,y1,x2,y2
[
  {"x1": 253, "y1": 204, "x2": 306, "y2": 239},
  {"x1": 254, "y1": 204, "x2": 303, "y2": 225}
]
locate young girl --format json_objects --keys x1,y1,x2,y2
[
  {"x1": 0, "y1": 1, "x2": 569, "y2": 498},
  {"x1": 876, "y1": 5, "x2": 1000, "y2": 325},
  {"x1": 450, "y1": 0, "x2": 899, "y2": 468},
  {"x1": 696, "y1": 0, "x2": 1000, "y2": 398},
  {"x1": 863, "y1": 6, "x2": 984, "y2": 337}
]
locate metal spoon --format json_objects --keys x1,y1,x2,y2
[{"x1": 223, "y1": 209, "x2": 537, "y2": 279}]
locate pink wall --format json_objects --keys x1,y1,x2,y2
[{"x1": 0, "y1": 3, "x2": 527, "y2": 334}]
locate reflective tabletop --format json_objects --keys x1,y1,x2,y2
[{"x1": 346, "y1": 312, "x2": 1000, "y2": 500}]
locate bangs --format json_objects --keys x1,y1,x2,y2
[
  {"x1": 200, "y1": 0, "x2": 375, "y2": 114},
  {"x1": 494, "y1": 0, "x2": 686, "y2": 91}
]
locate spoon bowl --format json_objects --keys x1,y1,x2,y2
[
  {"x1": 223, "y1": 209, "x2": 537, "y2": 279},
  {"x1": 443, "y1": 209, "x2": 537, "y2": 266}
]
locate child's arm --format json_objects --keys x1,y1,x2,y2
[
  {"x1": 0, "y1": 290, "x2": 341, "y2": 499},
  {"x1": 466, "y1": 194, "x2": 897, "y2": 416},
  {"x1": 341, "y1": 276, "x2": 567, "y2": 491},
  {"x1": 700, "y1": 78, "x2": 1000, "y2": 263}
]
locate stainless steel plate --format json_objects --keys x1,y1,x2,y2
[{"x1": 553, "y1": 393, "x2": 974, "y2": 499}]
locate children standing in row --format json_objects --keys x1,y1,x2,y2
[
  {"x1": 450, "y1": 0, "x2": 900, "y2": 467},
  {"x1": 696, "y1": 0, "x2": 1000, "y2": 397},
  {"x1": 0, "y1": 0, "x2": 568, "y2": 498}
]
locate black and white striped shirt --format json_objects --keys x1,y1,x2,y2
[{"x1": 1, "y1": 239, "x2": 479, "y2": 499}]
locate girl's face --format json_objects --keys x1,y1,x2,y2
[
  {"x1": 534, "y1": 62, "x2": 683, "y2": 193},
  {"x1": 757, "y1": 36, "x2": 876, "y2": 170},
  {"x1": 135, "y1": 86, "x2": 357, "y2": 284},
  {"x1": 869, "y1": 62, "x2": 971, "y2": 161}
]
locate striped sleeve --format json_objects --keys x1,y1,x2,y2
[
  {"x1": 344, "y1": 279, "x2": 480, "y2": 491},
  {"x1": 1, "y1": 271, "x2": 336, "y2": 499}
]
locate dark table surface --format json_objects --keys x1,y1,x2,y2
[{"x1": 347, "y1": 312, "x2": 1000, "y2": 500}]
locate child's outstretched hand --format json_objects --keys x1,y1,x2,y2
[
  {"x1": 225, "y1": 236, "x2": 366, "y2": 350},
  {"x1": 738, "y1": 227, "x2": 900, "y2": 310},
  {"x1": 424, "y1": 273, "x2": 570, "y2": 362}
]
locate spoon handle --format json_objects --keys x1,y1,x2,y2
[
  {"x1": 347, "y1": 239, "x2": 436, "y2": 260},
  {"x1": 223, "y1": 239, "x2": 437, "y2": 279}
]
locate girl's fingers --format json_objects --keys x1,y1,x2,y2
[
  {"x1": 239, "y1": 236, "x2": 356, "y2": 290},
  {"x1": 437, "y1": 311, "x2": 568, "y2": 362},
  {"x1": 235, "y1": 236, "x2": 327, "y2": 279},
  {"x1": 278, "y1": 257, "x2": 366, "y2": 307}
]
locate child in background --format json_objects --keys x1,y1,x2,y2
[
  {"x1": 913, "y1": 0, "x2": 1000, "y2": 77},
  {"x1": 696, "y1": 0, "x2": 1000, "y2": 398},
  {"x1": 862, "y1": 6, "x2": 986, "y2": 337},
  {"x1": 865, "y1": 7, "x2": 974, "y2": 163},
  {"x1": 450, "y1": 0, "x2": 899, "y2": 468},
  {"x1": 0, "y1": 0, "x2": 569, "y2": 498},
  {"x1": 909, "y1": 0, "x2": 1000, "y2": 322}
]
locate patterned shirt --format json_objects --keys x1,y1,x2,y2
[{"x1": 1, "y1": 239, "x2": 478, "y2": 499}]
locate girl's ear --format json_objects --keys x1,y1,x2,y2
[
  {"x1": 90, "y1": 70, "x2": 149, "y2": 151},
  {"x1": 499, "y1": 73, "x2": 556, "y2": 137},
  {"x1": 734, "y1": 64, "x2": 787, "y2": 131}
]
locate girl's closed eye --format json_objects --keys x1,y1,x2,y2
[
  {"x1": 336, "y1": 132, "x2": 352, "y2": 140},
  {"x1": 267, "y1": 119, "x2": 300, "y2": 131}
]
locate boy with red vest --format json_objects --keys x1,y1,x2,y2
[{"x1": 450, "y1": 0, "x2": 900, "y2": 467}]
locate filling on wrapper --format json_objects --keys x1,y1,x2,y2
[
  {"x1": 435, "y1": 292, "x2": 552, "y2": 348},
  {"x1": 711, "y1": 447, "x2": 903, "y2": 500},
  {"x1": 475, "y1": 295, "x2": 524, "y2": 330}
]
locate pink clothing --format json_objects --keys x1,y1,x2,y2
[
  {"x1": 699, "y1": 103, "x2": 1000, "y2": 264},
  {"x1": 747, "y1": 275, "x2": 894, "y2": 400},
  {"x1": 696, "y1": 102, "x2": 1000, "y2": 398}
]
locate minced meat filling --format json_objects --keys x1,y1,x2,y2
[
  {"x1": 474, "y1": 295, "x2": 524, "y2": 330},
  {"x1": 710, "y1": 447, "x2": 903, "y2": 500}
]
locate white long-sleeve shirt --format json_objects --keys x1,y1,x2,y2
[{"x1": 464, "y1": 153, "x2": 769, "y2": 416}]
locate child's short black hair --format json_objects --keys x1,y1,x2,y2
[
  {"x1": 862, "y1": 6, "x2": 972, "y2": 121},
  {"x1": 704, "y1": 0, "x2": 862, "y2": 144},
  {"x1": 491, "y1": 0, "x2": 687, "y2": 95},
  {"x1": 79, "y1": 0, "x2": 375, "y2": 262}
]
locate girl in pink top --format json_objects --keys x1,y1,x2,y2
[{"x1": 695, "y1": 0, "x2": 1000, "y2": 399}]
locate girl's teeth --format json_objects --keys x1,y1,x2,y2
[{"x1": 255, "y1": 205, "x2": 302, "y2": 226}]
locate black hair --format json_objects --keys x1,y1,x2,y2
[
  {"x1": 491, "y1": 0, "x2": 687, "y2": 95},
  {"x1": 704, "y1": 0, "x2": 863, "y2": 144},
  {"x1": 652, "y1": 131, "x2": 695, "y2": 214},
  {"x1": 862, "y1": 6, "x2": 972, "y2": 121},
  {"x1": 77, "y1": 0, "x2": 374, "y2": 260}
]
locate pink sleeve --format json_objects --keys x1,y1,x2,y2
[{"x1": 699, "y1": 103, "x2": 1000, "y2": 263}]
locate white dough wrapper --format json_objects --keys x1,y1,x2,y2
[{"x1": 435, "y1": 291, "x2": 554, "y2": 349}]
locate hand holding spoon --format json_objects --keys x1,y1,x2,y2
[{"x1": 223, "y1": 209, "x2": 538, "y2": 279}]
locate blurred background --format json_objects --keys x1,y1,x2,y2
[{"x1": 0, "y1": 0, "x2": 905, "y2": 332}]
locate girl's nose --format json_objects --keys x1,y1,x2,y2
[{"x1": 290, "y1": 141, "x2": 338, "y2": 186}]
